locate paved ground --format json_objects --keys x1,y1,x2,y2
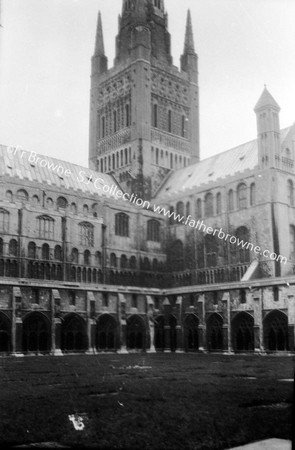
[{"x1": 229, "y1": 438, "x2": 292, "y2": 449}]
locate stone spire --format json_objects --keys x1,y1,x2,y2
[
  {"x1": 183, "y1": 10, "x2": 195, "y2": 54},
  {"x1": 254, "y1": 85, "x2": 280, "y2": 112},
  {"x1": 94, "y1": 11, "x2": 105, "y2": 56}
]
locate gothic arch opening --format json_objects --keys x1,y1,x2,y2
[
  {"x1": 96, "y1": 314, "x2": 118, "y2": 351},
  {"x1": 184, "y1": 314, "x2": 199, "y2": 351},
  {"x1": 0, "y1": 313, "x2": 11, "y2": 353},
  {"x1": 22, "y1": 312, "x2": 50, "y2": 353},
  {"x1": 61, "y1": 314, "x2": 88, "y2": 352},
  {"x1": 232, "y1": 312, "x2": 254, "y2": 352},
  {"x1": 263, "y1": 310, "x2": 289, "y2": 351},
  {"x1": 127, "y1": 315, "x2": 146, "y2": 350},
  {"x1": 207, "y1": 313, "x2": 223, "y2": 351}
]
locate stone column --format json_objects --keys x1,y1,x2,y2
[
  {"x1": 12, "y1": 287, "x2": 23, "y2": 356},
  {"x1": 163, "y1": 297, "x2": 171, "y2": 352},
  {"x1": 197, "y1": 294, "x2": 206, "y2": 352},
  {"x1": 222, "y1": 292, "x2": 233, "y2": 353},
  {"x1": 253, "y1": 289, "x2": 264, "y2": 353},
  {"x1": 175, "y1": 325, "x2": 184, "y2": 352},
  {"x1": 51, "y1": 289, "x2": 63, "y2": 355},
  {"x1": 118, "y1": 293, "x2": 128, "y2": 353},
  {"x1": 175, "y1": 296, "x2": 184, "y2": 352},
  {"x1": 86, "y1": 292, "x2": 97, "y2": 354}
]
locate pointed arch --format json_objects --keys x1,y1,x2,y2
[
  {"x1": 231, "y1": 312, "x2": 254, "y2": 352},
  {"x1": 263, "y1": 310, "x2": 289, "y2": 351},
  {"x1": 61, "y1": 314, "x2": 88, "y2": 352},
  {"x1": 127, "y1": 315, "x2": 146, "y2": 350},
  {"x1": 207, "y1": 313, "x2": 223, "y2": 351},
  {"x1": 22, "y1": 312, "x2": 51, "y2": 353},
  {"x1": 96, "y1": 314, "x2": 118, "y2": 351},
  {"x1": 183, "y1": 314, "x2": 199, "y2": 351}
]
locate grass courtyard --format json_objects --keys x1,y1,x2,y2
[{"x1": 0, "y1": 353, "x2": 293, "y2": 449}]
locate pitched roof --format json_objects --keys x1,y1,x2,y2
[
  {"x1": 156, "y1": 126, "x2": 292, "y2": 199},
  {"x1": 155, "y1": 139, "x2": 258, "y2": 199},
  {"x1": 0, "y1": 145, "x2": 120, "y2": 199}
]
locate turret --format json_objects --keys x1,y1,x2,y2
[{"x1": 254, "y1": 86, "x2": 281, "y2": 169}]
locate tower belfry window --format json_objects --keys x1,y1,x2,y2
[
  {"x1": 125, "y1": 104, "x2": 130, "y2": 127},
  {"x1": 102, "y1": 117, "x2": 105, "y2": 138},
  {"x1": 153, "y1": 104, "x2": 158, "y2": 128},
  {"x1": 113, "y1": 111, "x2": 117, "y2": 133},
  {"x1": 168, "y1": 110, "x2": 172, "y2": 133}
]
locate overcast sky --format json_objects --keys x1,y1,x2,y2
[{"x1": 0, "y1": 0, "x2": 294, "y2": 167}]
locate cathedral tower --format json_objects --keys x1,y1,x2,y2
[{"x1": 89, "y1": 0, "x2": 199, "y2": 199}]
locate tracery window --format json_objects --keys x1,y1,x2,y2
[
  {"x1": 79, "y1": 222, "x2": 94, "y2": 247},
  {"x1": 147, "y1": 220, "x2": 160, "y2": 242},
  {"x1": 0, "y1": 209, "x2": 9, "y2": 233},
  {"x1": 115, "y1": 213, "x2": 129, "y2": 237},
  {"x1": 237, "y1": 183, "x2": 247, "y2": 209},
  {"x1": 38, "y1": 216, "x2": 54, "y2": 239}
]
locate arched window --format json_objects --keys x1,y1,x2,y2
[
  {"x1": 121, "y1": 254, "x2": 128, "y2": 269},
  {"x1": 79, "y1": 222, "x2": 94, "y2": 246},
  {"x1": 83, "y1": 204, "x2": 89, "y2": 214},
  {"x1": 101, "y1": 116, "x2": 106, "y2": 138},
  {"x1": 196, "y1": 199, "x2": 202, "y2": 218},
  {"x1": 32, "y1": 195, "x2": 39, "y2": 205},
  {"x1": 125, "y1": 148, "x2": 128, "y2": 165},
  {"x1": 181, "y1": 115, "x2": 186, "y2": 138},
  {"x1": 6, "y1": 190, "x2": 13, "y2": 202},
  {"x1": 205, "y1": 235, "x2": 218, "y2": 267},
  {"x1": 168, "y1": 110, "x2": 172, "y2": 133},
  {"x1": 237, "y1": 183, "x2": 247, "y2": 209},
  {"x1": 70, "y1": 202, "x2": 77, "y2": 214},
  {"x1": 143, "y1": 257, "x2": 151, "y2": 271},
  {"x1": 71, "y1": 248, "x2": 79, "y2": 264},
  {"x1": 228, "y1": 189, "x2": 234, "y2": 211},
  {"x1": 250, "y1": 183, "x2": 256, "y2": 206},
  {"x1": 95, "y1": 251, "x2": 101, "y2": 266},
  {"x1": 130, "y1": 256, "x2": 137, "y2": 270},
  {"x1": 0, "y1": 209, "x2": 9, "y2": 233},
  {"x1": 54, "y1": 245, "x2": 62, "y2": 261},
  {"x1": 84, "y1": 250, "x2": 91, "y2": 265},
  {"x1": 110, "y1": 253, "x2": 117, "y2": 268},
  {"x1": 152, "y1": 259, "x2": 158, "y2": 271},
  {"x1": 235, "y1": 226, "x2": 250, "y2": 263},
  {"x1": 125, "y1": 104, "x2": 130, "y2": 127},
  {"x1": 57, "y1": 196, "x2": 68, "y2": 210},
  {"x1": 290, "y1": 225, "x2": 295, "y2": 259},
  {"x1": 156, "y1": 148, "x2": 159, "y2": 165},
  {"x1": 113, "y1": 110, "x2": 117, "y2": 133},
  {"x1": 42, "y1": 243, "x2": 50, "y2": 260},
  {"x1": 176, "y1": 201, "x2": 184, "y2": 216},
  {"x1": 204, "y1": 193, "x2": 213, "y2": 217},
  {"x1": 287, "y1": 180, "x2": 294, "y2": 206},
  {"x1": 0, "y1": 238, "x2": 3, "y2": 257},
  {"x1": 147, "y1": 220, "x2": 160, "y2": 242},
  {"x1": 115, "y1": 213, "x2": 129, "y2": 237},
  {"x1": 169, "y1": 205, "x2": 175, "y2": 225},
  {"x1": 153, "y1": 104, "x2": 158, "y2": 128},
  {"x1": 186, "y1": 201, "x2": 191, "y2": 217},
  {"x1": 16, "y1": 189, "x2": 28, "y2": 204},
  {"x1": 37, "y1": 216, "x2": 54, "y2": 239},
  {"x1": 28, "y1": 242, "x2": 36, "y2": 259},
  {"x1": 173, "y1": 240, "x2": 184, "y2": 271},
  {"x1": 216, "y1": 193, "x2": 222, "y2": 215}
]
